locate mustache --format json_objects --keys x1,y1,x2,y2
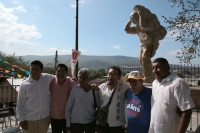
[{"x1": 130, "y1": 86, "x2": 136, "y2": 89}]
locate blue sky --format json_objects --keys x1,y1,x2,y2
[{"x1": 0, "y1": 0, "x2": 199, "y2": 64}]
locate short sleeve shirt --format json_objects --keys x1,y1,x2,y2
[{"x1": 148, "y1": 72, "x2": 195, "y2": 133}]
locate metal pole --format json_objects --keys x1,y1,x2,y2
[
  {"x1": 54, "y1": 50, "x2": 58, "y2": 72},
  {"x1": 75, "y1": 0, "x2": 79, "y2": 78}
]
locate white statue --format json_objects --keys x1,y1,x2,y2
[{"x1": 124, "y1": 5, "x2": 167, "y2": 83}]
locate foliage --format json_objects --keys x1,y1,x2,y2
[
  {"x1": 163, "y1": 0, "x2": 200, "y2": 63},
  {"x1": 90, "y1": 68, "x2": 106, "y2": 80},
  {"x1": 43, "y1": 67, "x2": 55, "y2": 75}
]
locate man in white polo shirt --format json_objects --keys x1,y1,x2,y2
[
  {"x1": 17, "y1": 60, "x2": 55, "y2": 133},
  {"x1": 148, "y1": 58, "x2": 195, "y2": 133}
]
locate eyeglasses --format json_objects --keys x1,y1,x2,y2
[{"x1": 107, "y1": 72, "x2": 118, "y2": 76}]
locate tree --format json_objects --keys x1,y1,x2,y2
[
  {"x1": 89, "y1": 68, "x2": 107, "y2": 80},
  {"x1": 163, "y1": 0, "x2": 200, "y2": 63},
  {"x1": 97, "y1": 68, "x2": 106, "y2": 77}
]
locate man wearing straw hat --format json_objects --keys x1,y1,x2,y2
[{"x1": 124, "y1": 71, "x2": 152, "y2": 133}]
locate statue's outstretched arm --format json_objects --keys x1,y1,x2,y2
[{"x1": 124, "y1": 20, "x2": 137, "y2": 34}]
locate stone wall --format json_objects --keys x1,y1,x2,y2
[{"x1": 190, "y1": 88, "x2": 200, "y2": 107}]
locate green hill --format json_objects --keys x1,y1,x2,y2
[{"x1": 21, "y1": 55, "x2": 140, "y2": 70}]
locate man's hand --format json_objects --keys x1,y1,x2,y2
[
  {"x1": 20, "y1": 121, "x2": 28, "y2": 130},
  {"x1": 66, "y1": 127, "x2": 71, "y2": 132},
  {"x1": 175, "y1": 106, "x2": 183, "y2": 117},
  {"x1": 70, "y1": 77, "x2": 77, "y2": 82},
  {"x1": 92, "y1": 83, "x2": 99, "y2": 91}
]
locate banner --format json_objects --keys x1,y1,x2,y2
[
  {"x1": 71, "y1": 49, "x2": 81, "y2": 78},
  {"x1": 0, "y1": 58, "x2": 30, "y2": 78}
]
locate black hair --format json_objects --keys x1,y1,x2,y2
[
  {"x1": 153, "y1": 57, "x2": 169, "y2": 66},
  {"x1": 109, "y1": 66, "x2": 122, "y2": 76},
  {"x1": 31, "y1": 60, "x2": 43, "y2": 69},
  {"x1": 56, "y1": 64, "x2": 68, "y2": 72}
]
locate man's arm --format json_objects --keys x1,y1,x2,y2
[
  {"x1": 177, "y1": 109, "x2": 192, "y2": 133},
  {"x1": 65, "y1": 89, "x2": 74, "y2": 130},
  {"x1": 16, "y1": 84, "x2": 28, "y2": 130},
  {"x1": 124, "y1": 20, "x2": 137, "y2": 34}
]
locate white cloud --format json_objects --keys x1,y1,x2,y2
[
  {"x1": 70, "y1": 0, "x2": 91, "y2": 8},
  {"x1": 0, "y1": 2, "x2": 13, "y2": 13},
  {"x1": 14, "y1": 5, "x2": 26, "y2": 12},
  {"x1": 47, "y1": 47, "x2": 57, "y2": 51},
  {"x1": 47, "y1": 48, "x2": 72, "y2": 54},
  {"x1": 79, "y1": 49, "x2": 87, "y2": 54},
  {"x1": 167, "y1": 49, "x2": 181, "y2": 56},
  {"x1": 59, "y1": 49, "x2": 71, "y2": 54},
  {"x1": 12, "y1": 1, "x2": 26, "y2": 12},
  {"x1": 79, "y1": 0, "x2": 91, "y2": 4},
  {"x1": 5, "y1": 43, "x2": 14, "y2": 46},
  {"x1": 70, "y1": 4, "x2": 76, "y2": 8},
  {"x1": 0, "y1": 2, "x2": 42, "y2": 46},
  {"x1": 12, "y1": 1, "x2": 20, "y2": 5},
  {"x1": 113, "y1": 45, "x2": 121, "y2": 49}
]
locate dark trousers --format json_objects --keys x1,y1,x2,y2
[
  {"x1": 101, "y1": 123, "x2": 125, "y2": 133},
  {"x1": 71, "y1": 120, "x2": 96, "y2": 133},
  {"x1": 51, "y1": 118, "x2": 66, "y2": 133}
]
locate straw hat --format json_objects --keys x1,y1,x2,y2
[{"x1": 125, "y1": 71, "x2": 143, "y2": 81}]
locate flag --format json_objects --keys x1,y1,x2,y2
[
  {"x1": 25, "y1": 70, "x2": 30, "y2": 75},
  {"x1": 12, "y1": 65, "x2": 18, "y2": 68},
  {"x1": 5, "y1": 70, "x2": 10, "y2": 73},
  {"x1": 71, "y1": 49, "x2": 81, "y2": 78},
  {"x1": 17, "y1": 74, "x2": 22, "y2": 78},
  {"x1": 19, "y1": 68, "x2": 25, "y2": 71},
  {"x1": 11, "y1": 72, "x2": 15, "y2": 75},
  {"x1": 4, "y1": 61, "x2": 10, "y2": 65}
]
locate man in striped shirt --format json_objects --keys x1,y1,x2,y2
[{"x1": 65, "y1": 68, "x2": 100, "y2": 133}]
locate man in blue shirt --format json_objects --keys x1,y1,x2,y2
[{"x1": 125, "y1": 71, "x2": 152, "y2": 133}]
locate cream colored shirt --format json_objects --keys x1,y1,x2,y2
[
  {"x1": 98, "y1": 81, "x2": 129, "y2": 127},
  {"x1": 148, "y1": 72, "x2": 195, "y2": 133}
]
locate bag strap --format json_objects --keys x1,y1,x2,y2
[
  {"x1": 92, "y1": 89, "x2": 97, "y2": 109},
  {"x1": 107, "y1": 86, "x2": 117, "y2": 105}
]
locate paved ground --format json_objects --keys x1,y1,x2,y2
[{"x1": 2, "y1": 108, "x2": 199, "y2": 133}]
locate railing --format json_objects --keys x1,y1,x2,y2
[
  {"x1": 111, "y1": 64, "x2": 200, "y2": 87},
  {"x1": 0, "y1": 85, "x2": 19, "y2": 104}
]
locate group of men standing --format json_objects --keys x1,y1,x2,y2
[{"x1": 16, "y1": 57, "x2": 195, "y2": 133}]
